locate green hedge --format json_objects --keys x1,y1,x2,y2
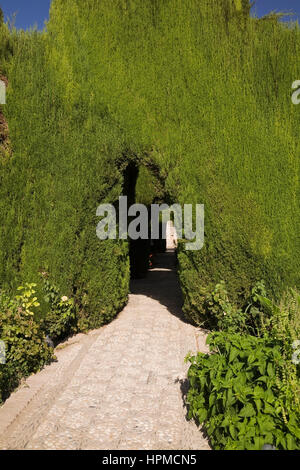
[
  {"x1": 0, "y1": 0, "x2": 299, "y2": 329},
  {"x1": 0, "y1": 29, "x2": 130, "y2": 328}
]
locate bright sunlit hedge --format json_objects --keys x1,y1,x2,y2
[{"x1": 0, "y1": 0, "x2": 299, "y2": 326}]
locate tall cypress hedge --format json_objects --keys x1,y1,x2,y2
[
  {"x1": 0, "y1": 0, "x2": 299, "y2": 326},
  {"x1": 0, "y1": 28, "x2": 130, "y2": 328}
]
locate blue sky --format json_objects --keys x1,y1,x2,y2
[
  {"x1": 0, "y1": 0, "x2": 299, "y2": 30},
  {"x1": 252, "y1": 0, "x2": 300, "y2": 22},
  {"x1": 0, "y1": 0, "x2": 51, "y2": 30}
]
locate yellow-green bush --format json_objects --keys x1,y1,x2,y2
[
  {"x1": 0, "y1": 0, "x2": 299, "y2": 327},
  {"x1": 0, "y1": 28, "x2": 130, "y2": 328}
]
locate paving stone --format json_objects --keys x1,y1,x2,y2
[{"x1": 0, "y1": 252, "x2": 209, "y2": 450}]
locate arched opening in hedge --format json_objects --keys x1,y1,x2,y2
[{"x1": 121, "y1": 158, "x2": 170, "y2": 279}]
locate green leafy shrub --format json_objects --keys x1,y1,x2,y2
[
  {"x1": 177, "y1": 276, "x2": 268, "y2": 333},
  {"x1": 0, "y1": 288, "x2": 53, "y2": 403},
  {"x1": 186, "y1": 288, "x2": 300, "y2": 450},
  {"x1": 15, "y1": 283, "x2": 41, "y2": 316},
  {"x1": 186, "y1": 332, "x2": 300, "y2": 450},
  {"x1": 258, "y1": 289, "x2": 300, "y2": 342},
  {"x1": 40, "y1": 276, "x2": 77, "y2": 342},
  {"x1": 180, "y1": 279, "x2": 247, "y2": 331}
]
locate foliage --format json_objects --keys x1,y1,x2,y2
[
  {"x1": 180, "y1": 279, "x2": 247, "y2": 331},
  {"x1": 135, "y1": 165, "x2": 163, "y2": 207},
  {"x1": 15, "y1": 283, "x2": 40, "y2": 316},
  {"x1": 0, "y1": 275, "x2": 90, "y2": 402},
  {"x1": 0, "y1": 289, "x2": 53, "y2": 403},
  {"x1": 186, "y1": 287, "x2": 300, "y2": 450},
  {"x1": 0, "y1": 11, "x2": 13, "y2": 76},
  {"x1": 0, "y1": 26, "x2": 130, "y2": 327},
  {"x1": 0, "y1": 2, "x2": 298, "y2": 447},
  {"x1": 262, "y1": 289, "x2": 300, "y2": 342},
  {"x1": 0, "y1": 0, "x2": 298, "y2": 323},
  {"x1": 186, "y1": 332, "x2": 300, "y2": 450},
  {"x1": 177, "y1": 275, "x2": 269, "y2": 333},
  {"x1": 40, "y1": 275, "x2": 77, "y2": 342}
]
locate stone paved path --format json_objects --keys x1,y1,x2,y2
[{"x1": 0, "y1": 251, "x2": 210, "y2": 450}]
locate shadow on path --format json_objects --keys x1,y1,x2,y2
[{"x1": 130, "y1": 250, "x2": 191, "y2": 325}]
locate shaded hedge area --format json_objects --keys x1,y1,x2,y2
[{"x1": 0, "y1": 0, "x2": 299, "y2": 327}]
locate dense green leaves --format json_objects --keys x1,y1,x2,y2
[
  {"x1": 0, "y1": 289, "x2": 53, "y2": 403},
  {"x1": 186, "y1": 289, "x2": 300, "y2": 450},
  {"x1": 186, "y1": 332, "x2": 300, "y2": 450},
  {"x1": 39, "y1": 275, "x2": 78, "y2": 342}
]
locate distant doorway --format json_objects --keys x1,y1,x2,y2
[
  {"x1": 166, "y1": 220, "x2": 178, "y2": 250},
  {"x1": 121, "y1": 159, "x2": 169, "y2": 279}
]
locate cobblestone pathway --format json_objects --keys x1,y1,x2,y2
[{"x1": 0, "y1": 251, "x2": 210, "y2": 450}]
